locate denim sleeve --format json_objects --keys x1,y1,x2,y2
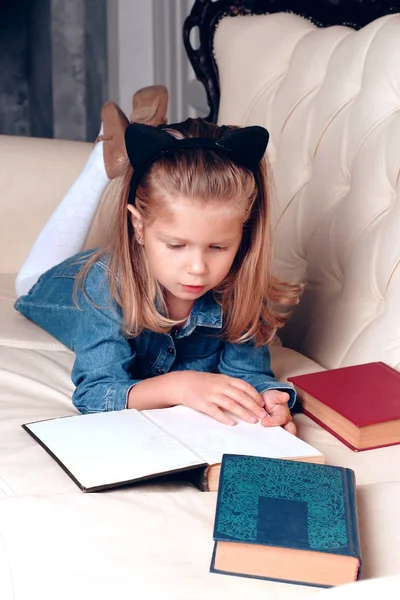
[
  {"x1": 218, "y1": 340, "x2": 296, "y2": 408},
  {"x1": 71, "y1": 264, "x2": 140, "y2": 414}
]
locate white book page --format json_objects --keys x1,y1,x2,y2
[
  {"x1": 143, "y1": 405, "x2": 323, "y2": 465},
  {"x1": 24, "y1": 410, "x2": 204, "y2": 490}
]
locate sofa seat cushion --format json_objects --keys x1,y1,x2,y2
[
  {"x1": 0, "y1": 482, "x2": 399, "y2": 600},
  {"x1": 0, "y1": 345, "x2": 76, "y2": 496},
  {"x1": 1, "y1": 281, "x2": 400, "y2": 599},
  {"x1": 1, "y1": 341, "x2": 400, "y2": 497}
]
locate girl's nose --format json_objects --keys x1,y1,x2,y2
[{"x1": 187, "y1": 252, "x2": 208, "y2": 275}]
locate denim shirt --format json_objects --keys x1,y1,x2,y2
[{"x1": 14, "y1": 250, "x2": 296, "y2": 414}]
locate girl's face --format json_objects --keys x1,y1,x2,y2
[{"x1": 130, "y1": 197, "x2": 244, "y2": 318}]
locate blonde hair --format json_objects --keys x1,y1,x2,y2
[{"x1": 76, "y1": 118, "x2": 303, "y2": 345}]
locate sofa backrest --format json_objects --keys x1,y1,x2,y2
[
  {"x1": 213, "y1": 12, "x2": 400, "y2": 370},
  {"x1": 0, "y1": 135, "x2": 92, "y2": 274}
]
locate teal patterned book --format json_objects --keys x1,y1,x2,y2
[{"x1": 211, "y1": 454, "x2": 361, "y2": 588}]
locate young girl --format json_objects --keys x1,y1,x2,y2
[{"x1": 15, "y1": 118, "x2": 302, "y2": 434}]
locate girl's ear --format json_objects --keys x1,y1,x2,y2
[{"x1": 127, "y1": 205, "x2": 144, "y2": 243}]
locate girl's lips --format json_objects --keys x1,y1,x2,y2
[{"x1": 181, "y1": 285, "x2": 205, "y2": 293}]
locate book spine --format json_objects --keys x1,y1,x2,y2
[
  {"x1": 342, "y1": 468, "x2": 362, "y2": 574},
  {"x1": 185, "y1": 465, "x2": 210, "y2": 492},
  {"x1": 302, "y1": 409, "x2": 359, "y2": 451}
]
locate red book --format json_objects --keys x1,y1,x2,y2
[{"x1": 288, "y1": 362, "x2": 400, "y2": 451}]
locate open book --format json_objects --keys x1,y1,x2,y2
[{"x1": 22, "y1": 406, "x2": 324, "y2": 492}]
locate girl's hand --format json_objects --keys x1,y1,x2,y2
[
  {"x1": 261, "y1": 390, "x2": 297, "y2": 435},
  {"x1": 175, "y1": 371, "x2": 267, "y2": 425}
]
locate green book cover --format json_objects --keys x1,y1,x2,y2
[{"x1": 211, "y1": 454, "x2": 361, "y2": 587}]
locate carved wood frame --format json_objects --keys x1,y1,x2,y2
[{"x1": 183, "y1": 0, "x2": 400, "y2": 121}]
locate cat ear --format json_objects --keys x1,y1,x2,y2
[
  {"x1": 217, "y1": 126, "x2": 269, "y2": 170},
  {"x1": 125, "y1": 123, "x2": 270, "y2": 175},
  {"x1": 124, "y1": 123, "x2": 177, "y2": 173}
]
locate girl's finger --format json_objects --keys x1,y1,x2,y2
[
  {"x1": 260, "y1": 413, "x2": 290, "y2": 427},
  {"x1": 265, "y1": 390, "x2": 291, "y2": 404},
  {"x1": 228, "y1": 377, "x2": 264, "y2": 406},
  {"x1": 216, "y1": 394, "x2": 263, "y2": 424},
  {"x1": 205, "y1": 403, "x2": 237, "y2": 426},
  {"x1": 283, "y1": 421, "x2": 297, "y2": 435},
  {"x1": 221, "y1": 387, "x2": 266, "y2": 419}
]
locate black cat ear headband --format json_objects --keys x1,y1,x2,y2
[{"x1": 124, "y1": 122, "x2": 269, "y2": 206}]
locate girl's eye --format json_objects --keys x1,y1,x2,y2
[
  {"x1": 166, "y1": 243, "x2": 184, "y2": 250},
  {"x1": 210, "y1": 245, "x2": 227, "y2": 251}
]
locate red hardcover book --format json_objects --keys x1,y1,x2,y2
[{"x1": 288, "y1": 362, "x2": 400, "y2": 452}]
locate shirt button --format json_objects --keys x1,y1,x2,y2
[
  {"x1": 157, "y1": 368, "x2": 164, "y2": 375},
  {"x1": 168, "y1": 347, "x2": 174, "y2": 354}
]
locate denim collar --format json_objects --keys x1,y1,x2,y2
[{"x1": 175, "y1": 291, "x2": 223, "y2": 338}]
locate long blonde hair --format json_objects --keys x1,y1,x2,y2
[{"x1": 77, "y1": 118, "x2": 302, "y2": 345}]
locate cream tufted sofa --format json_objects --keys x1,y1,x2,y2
[
  {"x1": 0, "y1": 5, "x2": 400, "y2": 600},
  {"x1": 214, "y1": 11, "x2": 400, "y2": 369}
]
